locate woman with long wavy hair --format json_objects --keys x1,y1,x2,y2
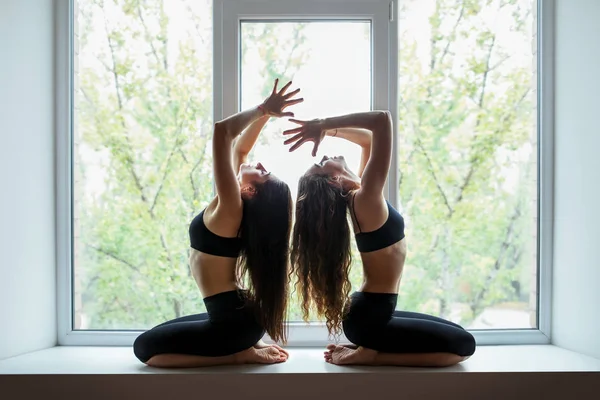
[
  {"x1": 285, "y1": 110, "x2": 476, "y2": 367},
  {"x1": 133, "y1": 79, "x2": 301, "y2": 367}
]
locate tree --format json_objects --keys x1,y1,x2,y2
[
  {"x1": 75, "y1": 0, "x2": 536, "y2": 330},
  {"x1": 76, "y1": 0, "x2": 308, "y2": 328},
  {"x1": 394, "y1": 0, "x2": 535, "y2": 325}
]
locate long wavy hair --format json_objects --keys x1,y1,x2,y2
[
  {"x1": 290, "y1": 173, "x2": 353, "y2": 337},
  {"x1": 238, "y1": 178, "x2": 292, "y2": 344}
]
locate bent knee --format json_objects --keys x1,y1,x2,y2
[
  {"x1": 458, "y1": 331, "x2": 476, "y2": 357},
  {"x1": 133, "y1": 333, "x2": 153, "y2": 363}
]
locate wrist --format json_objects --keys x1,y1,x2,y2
[
  {"x1": 320, "y1": 117, "x2": 335, "y2": 131},
  {"x1": 257, "y1": 104, "x2": 269, "y2": 116}
]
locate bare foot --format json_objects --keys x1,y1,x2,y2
[
  {"x1": 235, "y1": 346, "x2": 287, "y2": 365},
  {"x1": 322, "y1": 343, "x2": 356, "y2": 362},
  {"x1": 324, "y1": 344, "x2": 377, "y2": 365},
  {"x1": 254, "y1": 340, "x2": 289, "y2": 361}
]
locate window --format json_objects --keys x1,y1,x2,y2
[
  {"x1": 239, "y1": 20, "x2": 372, "y2": 322},
  {"x1": 60, "y1": 0, "x2": 551, "y2": 345},
  {"x1": 395, "y1": 0, "x2": 540, "y2": 331}
]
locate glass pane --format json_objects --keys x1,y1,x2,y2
[
  {"x1": 396, "y1": 0, "x2": 538, "y2": 329},
  {"x1": 240, "y1": 21, "x2": 371, "y2": 321},
  {"x1": 74, "y1": 0, "x2": 214, "y2": 329}
]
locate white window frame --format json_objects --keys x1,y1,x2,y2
[{"x1": 57, "y1": 0, "x2": 554, "y2": 346}]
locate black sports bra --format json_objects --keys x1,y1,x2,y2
[
  {"x1": 189, "y1": 209, "x2": 241, "y2": 258},
  {"x1": 352, "y1": 195, "x2": 405, "y2": 253}
]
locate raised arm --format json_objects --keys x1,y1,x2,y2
[
  {"x1": 212, "y1": 106, "x2": 266, "y2": 211},
  {"x1": 323, "y1": 127, "x2": 372, "y2": 177},
  {"x1": 233, "y1": 81, "x2": 302, "y2": 170},
  {"x1": 284, "y1": 111, "x2": 392, "y2": 197},
  {"x1": 323, "y1": 111, "x2": 392, "y2": 198},
  {"x1": 232, "y1": 115, "x2": 270, "y2": 170},
  {"x1": 213, "y1": 79, "x2": 303, "y2": 211}
]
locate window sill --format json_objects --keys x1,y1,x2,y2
[
  {"x1": 1, "y1": 345, "x2": 598, "y2": 375},
  {"x1": 1, "y1": 345, "x2": 599, "y2": 399}
]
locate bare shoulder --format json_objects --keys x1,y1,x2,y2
[
  {"x1": 352, "y1": 189, "x2": 388, "y2": 233},
  {"x1": 203, "y1": 196, "x2": 243, "y2": 237}
]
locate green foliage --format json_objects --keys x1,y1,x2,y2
[
  {"x1": 396, "y1": 0, "x2": 535, "y2": 325},
  {"x1": 76, "y1": 0, "x2": 536, "y2": 330}
]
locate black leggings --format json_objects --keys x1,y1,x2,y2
[
  {"x1": 343, "y1": 292, "x2": 476, "y2": 357},
  {"x1": 133, "y1": 290, "x2": 264, "y2": 363}
]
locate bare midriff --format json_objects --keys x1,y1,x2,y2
[
  {"x1": 358, "y1": 238, "x2": 407, "y2": 294},
  {"x1": 189, "y1": 249, "x2": 240, "y2": 298}
]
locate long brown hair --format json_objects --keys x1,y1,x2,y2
[
  {"x1": 238, "y1": 178, "x2": 292, "y2": 344},
  {"x1": 290, "y1": 173, "x2": 353, "y2": 337}
]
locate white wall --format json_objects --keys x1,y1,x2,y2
[
  {"x1": 0, "y1": 0, "x2": 57, "y2": 360},
  {"x1": 552, "y1": 0, "x2": 600, "y2": 359}
]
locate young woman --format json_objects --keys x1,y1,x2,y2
[
  {"x1": 133, "y1": 79, "x2": 303, "y2": 368},
  {"x1": 285, "y1": 111, "x2": 476, "y2": 367}
]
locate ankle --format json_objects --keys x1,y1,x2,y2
[
  {"x1": 357, "y1": 346, "x2": 379, "y2": 365},
  {"x1": 233, "y1": 348, "x2": 252, "y2": 365}
]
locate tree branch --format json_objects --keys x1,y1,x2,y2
[
  {"x1": 190, "y1": 149, "x2": 207, "y2": 204},
  {"x1": 150, "y1": 142, "x2": 178, "y2": 214},
  {"x1": 281, "y1": 25, "x2": 305, "y2": 77},
  {"x1": 454, "y1": 85, "x2": 530, "y2": 205},
  {"x1": 415, "y1": 139, "x2": 453, "y2": 215},
  {"x1": 136, "y1": 5, "x2": 163, "y2": 69},
  {"x1": 101, "y1": 3, "x2": 149, "y2": 205},
  {"x1": 99, "y1": 1, "x2": 176, "y2": 269},
  {"x1": 438, "y1": 2, "x2": 466, "y2": 68},
  {"x1": 399, "y1": 97, "x2": 453, "y2": 215},
  {"x1": 470, "y1": 201, "x2": 522, "y2": 317},
  {"x1": 453, "y1": 33, "x2": 497, "y2": 205},
  {"x1": 87, "y1": 244, "x2": 141, "y2": 273}
]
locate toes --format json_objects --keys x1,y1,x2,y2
[{"x1": 276, "y1": 346, "x2": 290, "y2": 358}]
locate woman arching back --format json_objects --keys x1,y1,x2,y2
[{"x1": 286, "y1": 111, "x2": 475, "y2": 367}]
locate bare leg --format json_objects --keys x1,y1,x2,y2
[
  {"x1": 324, "y1": 344, "x2": 467, "y2": 368},
  {"x1": 146, "y1": 346, "x2": 286, "y2": 368}
]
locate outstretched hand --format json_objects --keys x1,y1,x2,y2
[
  {"x1": 283, "y1": 118, "x2": 326, "y2": 157},
  {"x1": 261, "y1": 79, "x2": 304, "y2": 118}
]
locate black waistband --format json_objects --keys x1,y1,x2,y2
[
  {"x1": 346, "y1": 291, "x2": 399, "y2": 323},
  {"x1": 203, "y1": 290, "x2": 254, "y2": 323}
]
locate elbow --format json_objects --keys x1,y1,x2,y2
[
  {"x1": 214, "y1": 121, "x2": 227, "y2": 135},
  {"x1": 213, "y1": 121, "x2": 232, "y2": 140},
  {"x1": 377, "y1": 110, "x2": 392, "y2": 123},
  {"x1": 372, "y1": 110, "x2": 392, "y2": 131}
]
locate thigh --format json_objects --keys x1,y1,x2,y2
[
  {"x1": 392, "y1": 310, "x2": 464, "y2": 330},
  {"x1": 133, "y1": 317, "x2": 261, "y2": 362},
  {"x1": 376, "y1": 316, "x2": 475, "y2": 356},
  {"x1": 153, "y1": 313, "x2": 209, "y2": 329}
]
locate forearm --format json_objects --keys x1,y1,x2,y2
[
  {"x1": 215, "y1": 106, "x2": 265, "y2": 141},
  {"x1": 321, "y1": 111, "x2": 390, "y2": 132},
  {"x1": 325, "y1": 127, "x2": 372, "y2": 148},
  {"x1": 234, "y1": 115, "x2": 270, "y2": 156}
]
